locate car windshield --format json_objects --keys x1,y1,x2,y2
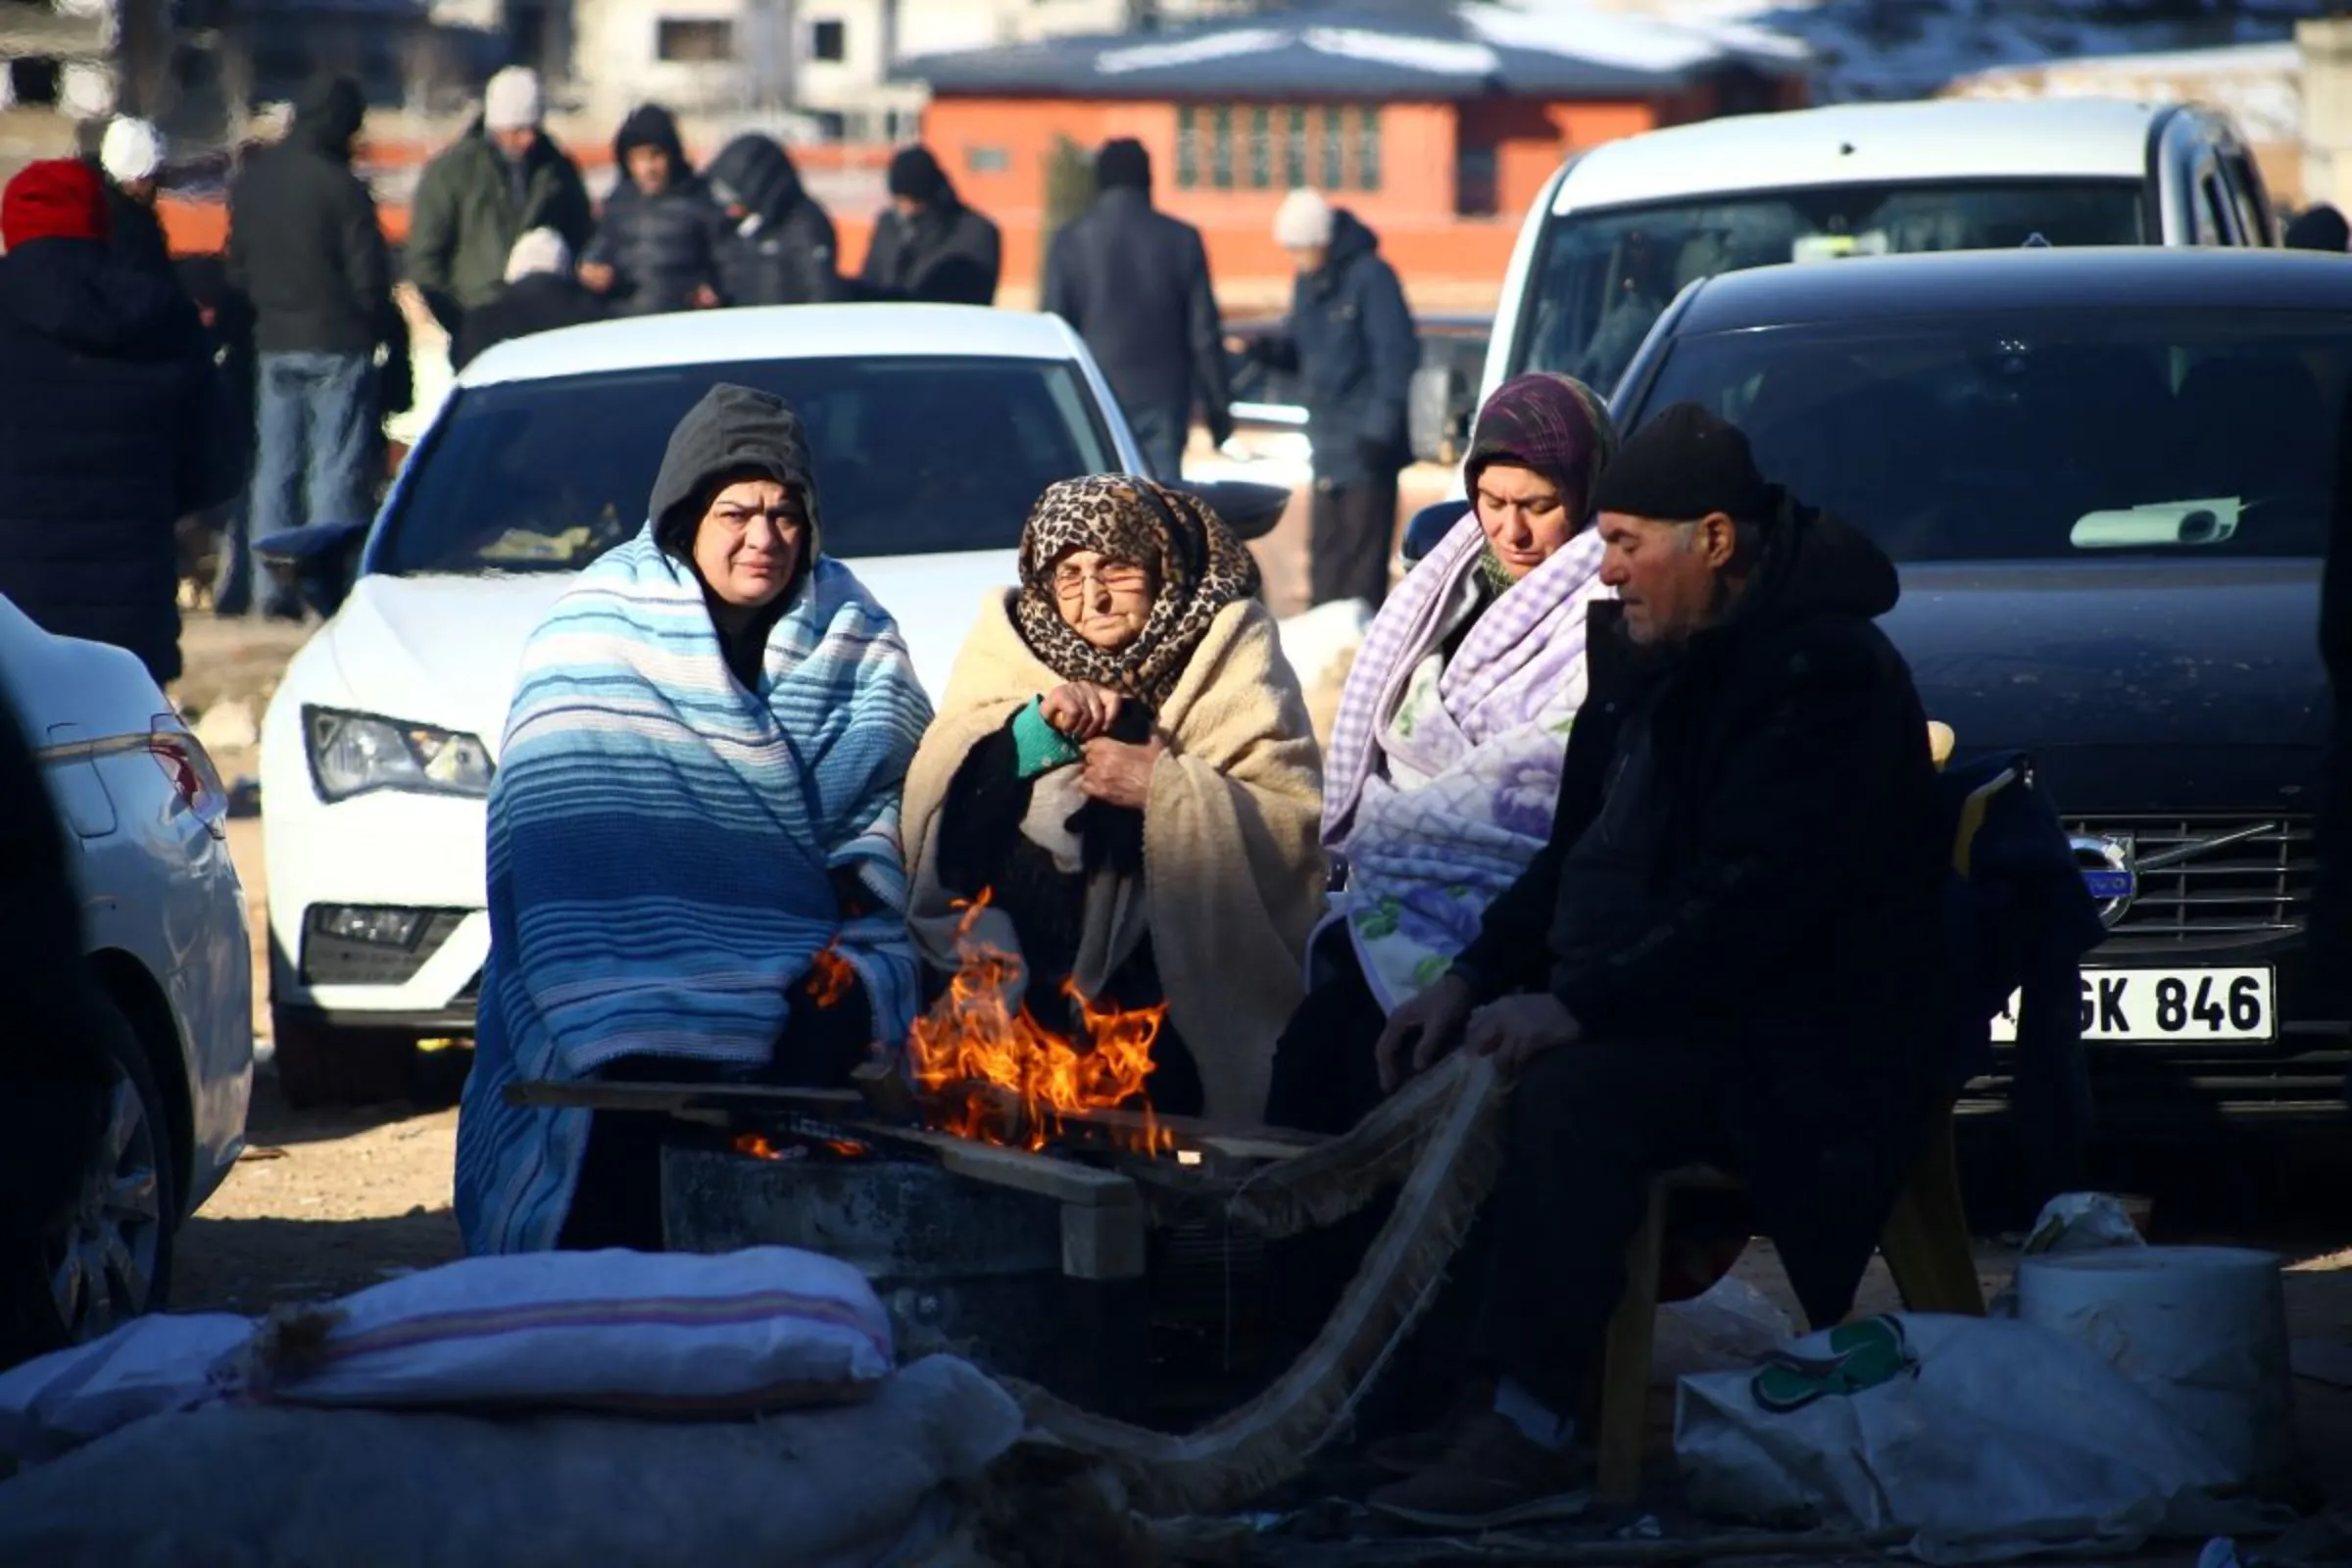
[
  {"x1": 1515, "y1": 179, "x2": 2146, "y2": 393},
  {"x1": 376, "y1": 355, "x2": 1115, "y2": 574},
  {"x1": 1630, "y1": 308, "x2": 2344, "y2": 562}
]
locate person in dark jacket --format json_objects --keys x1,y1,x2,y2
[
  {"x1": 1043, "y1": 138, "x2": 1232, "y2": 478},
  {"x1": 224, "y1": 74, "x2": 396, "y2": 619},
  {"x1": 0, "y1": 161, "x2": 243, "y2": 683},
  {"x1": 452, "y1": 227, "x2": 604, "y2": 370},
  {"x1": 707, "y1": 133, "x2": 840, "y2": 308},
  {"x1": 93, "y1": 117, "x2": 174, "y2": 283},
  {"x1": 1247, "y1": 187, "x2": 1417, "y2": 610},
  {"x1": 2285, "y1": 202, "x2": 2349, "y2": 253},
  {"x1": 1362, "y1": 405, "x2": 1947, "y2": 1526},
  {"x1": 578, "y1": 103, "x2": 722, "y2": 318},
  {"x1": 858, "y1": 145, "x2": 1001, "y2": 308},
  {"x1": 406, "y1": 67, "x2": 595, "y2": 347}
]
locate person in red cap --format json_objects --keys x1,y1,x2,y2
[{"x1": 0, "y1": 159, "x2": 244, "y2": 684}]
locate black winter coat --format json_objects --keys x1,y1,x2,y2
[
  {"x1": 96, "y1": 174, "x2": 173, "y2": 285},
  {"x1": 451, "y1": 273, "x2": 605, "y2": 370},
  {"x1": 858, "y1": 197, "x2": 1001, "y2": 307},
  {"x1": 584, "y1": 106, "x2": 723, "y2": 318},
  {"x1": 1452, "y1": 504, "x2": 1947, "y2": 1322},
  {"x1": 223, "y1": 78, "x2": 393, "y2": 356},
  {"x1": 1256, "y1": 211, "x2": 1416, "y2": 487},
  {"x1": 0, "y1": 240, "x2": 245, "y2": 684},
  {"x1": 706, "y1": 135, "x2": 841, "y2": 308},
  {"x1": 1043, "y1": 186, "x2": 1231, "y2": 440}
]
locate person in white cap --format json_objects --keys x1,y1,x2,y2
[
  {"x1": 450, "y1": 226, "x2": 603, "y2": 370},
  {"x1": 1239, "y1": 187, "x2": 1417, "y2": 610},
  {"x1": 91, "y1": 116, "x2": 173, "y2": 278},
  {"x1": 407, "y1": 64, "x2": 592, "y2": 347}
]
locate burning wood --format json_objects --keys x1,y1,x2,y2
[
  {"x1": 732, "y1": 1130, "x2": 872, "y2": 1162},
  {"x1": 906, "y1": 892, "x2": 1175, "y2": 1155}
]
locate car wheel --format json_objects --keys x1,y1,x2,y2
[
  {"x1": 270, "y1": 1008, "x2": 416, "y2": 1109},
  {"x1": 31, "y1": 1002, "x2": 177, "y2": 1350}
]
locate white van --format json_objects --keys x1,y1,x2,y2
[{"x1": 1414, "y1": 97, "x2": 2276, "y2": 450}]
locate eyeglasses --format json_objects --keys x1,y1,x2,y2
[{"x1": 1052, "y1": 562, "x2": 1152, "y2": 600}]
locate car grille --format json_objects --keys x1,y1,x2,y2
[{"x1": 2067, "y1": 815, "x2": 2313, "y2": 949}]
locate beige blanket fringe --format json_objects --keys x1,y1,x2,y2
[{"x1": 1006, "y1": 1052, "x2": 1512, "y2": 1517}]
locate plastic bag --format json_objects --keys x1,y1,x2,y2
[
  {"x1": 1651, "y1": 1275, "x2": 1795, "y2": 1385},
  {"x1": 1989, "y1": 1191, "x2": 2146, "y2": 1318}
]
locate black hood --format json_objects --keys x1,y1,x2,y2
[
  {"x1": 0, "y1": 240, "x2": 186, "y2": 357},
  {"x1": 613, "y1": 104, "x2": 689, "y2": 184},
  {"x1": 1735, "y1": 498, "x2": 1901, "y2": 631},
  {"x1": 706, "y1": 134, "x2": 803, "y2": 225},
  {"x1": 294, "y1": 75, "x2": 366, "y2": 162},
  {"x1": 1322, "y1": 209, "x2": 1378, "y2": 274},
  {"x1": 650, "y1": 383, "x2": 819, "y2": 572}
]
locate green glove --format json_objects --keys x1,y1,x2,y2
[{"x1": 1010, "y1": 696, "x2": 1083, "y2": 779}]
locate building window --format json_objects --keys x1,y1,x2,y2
[
  {"x1": 1248, "y1": 106, "x2": 1271, "y2": 190},
  {"x1": 810, "y1": 19, "x2": 845, "y2": 62},
  {"x1": 1176, "y1": 105, "x2": 1199, "y2": 189},
  {"x1": 1356, "y1": 105, "x2": 1381, "y2": 192},
  {"x1": 656, "y1": 18, "x2": 733, "y2": 62},
  {"x1": 1210, "y1": 105, "x2": 1233, "y2": 190},
  {"x1": 966, "y1": 145, "x2": 1009, "y2": 174},
  {"x1": 1320, "y1": 105, "x2": 1345, "y2": 189},
  {"x1": 1284, "y1": 106, "x2": 1306, "y2": 189}
]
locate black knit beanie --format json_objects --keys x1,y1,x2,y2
[{"x1": 1591, "y1": 402, "x2": 1775, "y2": 524}]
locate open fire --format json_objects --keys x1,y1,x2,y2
[{"x1": 906, "y1": 893, "x2": 1174, "y2": 1154}]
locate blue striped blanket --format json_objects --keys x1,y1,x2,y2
[{"x1": 456, "y1": 528, "x2": 932, "y2": 1255}]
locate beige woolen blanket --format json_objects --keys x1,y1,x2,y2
[{"x1": 902, "y1": 590, "x2": 1326, "y2": 1123}]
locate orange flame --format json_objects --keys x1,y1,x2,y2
[
  {"x1": 734, "y1": 1133, "x2": 787, "y2": 1160},
  {"x1": 906, "y1": 891, "x2": 1172, "y2": 1153},
  {"x1": 807, "y1": 945, "x2": 857, "y2": 1008},
  {"x1": 733, "y1": 1131, "x2": 869, "y2": 1161}
]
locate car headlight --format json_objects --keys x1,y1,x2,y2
[{"x1": 303, "y1": 706, "x2": 494, "y2": 803}]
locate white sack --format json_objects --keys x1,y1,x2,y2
[
  {"x1": 0, "y1": 1353, "x2": 1023, "y2": 1568},
  {"x1": 240, "y1": 1246, "x2": 894, "y2": 1414},
  {"x1": 1676, "y1": 1314, "x2": 2242, "y2": 1564},
  {"x1": 0, "y1": 1313, "x2": 253, "y2": 1465}
]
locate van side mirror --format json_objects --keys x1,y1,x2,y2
[
  {"x1": 1398, "y1": 499, "x2": 1471, "y2": 570},
  {"x1": 255, "y1": 519, "x2": 370, "y2": 617},
  {"x1": 1408, "y1": 363, "x2": 1473, "y2": 467}
]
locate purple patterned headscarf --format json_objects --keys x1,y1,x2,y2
[{"x1": 1462, "y1": 372, "x2": 1617, "y2": 521}]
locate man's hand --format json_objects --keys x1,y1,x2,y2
[
  {"x1": 577, "y1": 262, "x2": 616, "y2": 294},
  {"x1": 1040, "y1": 681, "x2": 1123, "y2": 742},
  {"x1": 1463, "y1": 993, "x2": 1582, "y2": 1076},
  {"x1": 1375, "y1": 972, "x2": 1474, "y2": 1094},
  {"x1": 1078, "y1": 736, "x2": 1163, "y2": 809}
]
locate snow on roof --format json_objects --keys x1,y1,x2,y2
[{"x1": 1945, "y1": 39, "x2": 2301, "y2": 144}]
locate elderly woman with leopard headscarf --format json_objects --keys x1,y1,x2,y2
[{"x1": 901, "y1": 475, "x2": 1325, "y2": 1122}]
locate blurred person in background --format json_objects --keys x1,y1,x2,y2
[
  {"x1": 707, "y1": 133, "x2": 840, "y2": 307},
  {"x1": 858, "y1": 145, "x2": 1000, "y2": 307},
  {"x1": 225, "y1": 74, "x2": 399, "y2": 619},
  {"x1": 1241, "y1": 187, "x2": 1416, "y2": 610},
  {"x1": 92, "y1": 117, "x2": 173, "y2": 282},
  {"x1": 2285, "y1": 203, "x2": 2348, "y2": 252},
  {"x1": 0, "y1": 160, "x2": 243, "y2": 683},
  {"x1": 578, "y1": 103, "x2": 722, "y2": 318},
  {"x1": 407, "y1": 66, "x2": 594, "y2": 351},
  {"x1": 1043, "y1": 137, "x2": 1232, "y2": 479},
  {"x1": 452, "y1": 226, "x2": 603, "y2": 370}
]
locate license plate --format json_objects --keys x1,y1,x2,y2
[{"x1": 1988, "y1": 967, "x2": 2276, "y2": 1044}]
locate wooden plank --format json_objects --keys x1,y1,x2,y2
[
  {"x1": 504, "y1": 1080, "x2": 864, "y2": 1115},
  {"x1": 850, "y1": 1061, "x2": 921, "y2": 1125},
  {"x1": 1060, "y1": 1201, "x2": 1149, "y2": 1281},
  {"x1": 857, "y1": 1123, "x2": 1142, "y2": 1209}
]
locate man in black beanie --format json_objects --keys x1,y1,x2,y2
[
  {"x1": 1042, "y1": 137, "x2": 1233, "y2": 477},
  {"x1": 2285, "y1": 202, "x2": 2349, "y2": 253},
  {"x1": 1363, "y1": 403, "x2": 1948, "y2": 1526},
  {"x1": 858, "y1": 144, "x2": 1002, "y2": 306}
]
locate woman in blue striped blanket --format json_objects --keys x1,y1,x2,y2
[{"x1": 455, "y1": 384, "x2": 934, "y2": 1254}]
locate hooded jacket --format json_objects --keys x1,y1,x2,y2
[
  {"x1": 449, "y1": 270, "x2": 603, "y2": 371},
  {"x1": 1452, "y1": 501, "x2": 1947, "y2": 1324},
  {"x1": 224, "y1": 77, "x2": 393, "y2": 356},
  {"x1": 649, "y1": 383, "x2": 820, "y2": 686},
  {"x1": 0, "y1": 238, "x2": 245, "y2": 683},
  {"x1": 406, "y1": 120, "x2": 594, "y2": 333},
  {"x1": 583, "y1": 105, "x2": 723, "y2": 318},
  {"x1": 1269, "y1": 209, "x2": 1417, "y2": 486},
  {"x1": 1042, "y1": 183, "x2": 1232, "y2": 443},
  {"x1": 706, "y1": 134, "x2": 841, "y2": 308},
  {"x1": 857, "y1": 181, "x2": 1001, "y2": 307}
]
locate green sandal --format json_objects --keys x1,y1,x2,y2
[{"x1": 1749, "y1": 1315, "x2": 1916, "y2": 1413}]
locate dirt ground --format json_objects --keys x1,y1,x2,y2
[{"x1": 164, "y1": 609, "x2": 2352, "y2": 1513}]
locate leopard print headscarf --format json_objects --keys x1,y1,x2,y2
[{"x1": 1014, "y1": 474, "x2": 1262, "y2": 711}]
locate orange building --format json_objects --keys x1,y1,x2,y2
[{"x1": 908, "y1": 4, "x2": 1806, "y2": 307}]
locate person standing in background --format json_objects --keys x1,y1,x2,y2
[
  {"x1": 0, "y1": 160, "x2": 243, "y2": 683},
  {"x1": 406, "y1": 66, "x2": 593, "y2": 351},
  {"x1": 1042, "y1": 138, "x2": 1232, "y2": 479},
  {"x1": 706, "y1": 133, "x2": 841, "y2": 307},
  {"x1": 858, "y1": 146, "x2": 1000, "y2": 307},
  {"x1": 1242, "y1": 188, "x2": 1417, "y2": 610},
  {"x1": 224, "y1": 74, "x2": 398, "y2": 619},
  {"x1": 2285, "y1": 203, "x2": 2349, "y2": 253},
  {"x1": 92, "y1": 118, "x2": 174, "y2": 282},
  {"x1": 578, "y1": 104, "x2": 722, "y2": 318},
  {"x1": 452, "y1": 227, "x2": 604, "y2": 370}
]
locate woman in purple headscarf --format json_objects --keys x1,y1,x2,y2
[{"x1": 1265, "y1": 372, "x2": 1618, "y2": 1133}]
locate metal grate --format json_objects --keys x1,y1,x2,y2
[{"x1": 2068, "y1": 815, "x2": 2312, "y2": 949}]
